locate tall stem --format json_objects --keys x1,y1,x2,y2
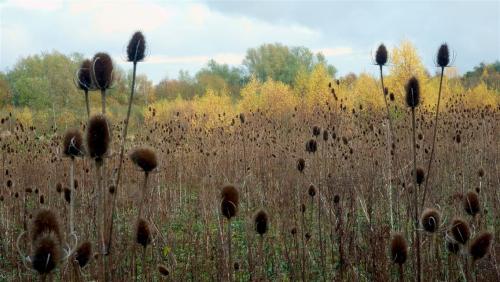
[
  {"x1": 411, "y1": 107, "x2": 421, "y2": 282},
  {"x1": 227, "y1": 220, "x2": 233, "y2": 282},
  {"x1": 84, "y1": 90, "x2": 90, "y2": 119},
  {"x1": 422, "y1": 67, "x2": 445, "y2": 209},
  {"x1": 69, "y1": 158, "x2": 75, "y2": 236},
  {"x1": 101, "y1": 90, "x2": 106, "y2": 115}
]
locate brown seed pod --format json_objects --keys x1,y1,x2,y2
[
  {"x1": 390, "y1": 233, "x2": 408, "y2": 265},
  {"x1": 450, "y1": 218, "x2": 470, "y2": 245},
  {"x1": 375, "y1": 44, "x2": 388, "y2": 66},
  {"x1": 437, "y1": 43, "x2": 450, "y2": 68},
  {"x1": 136, "y1": 218, "x2": 151, "y2": 248},
  {"x1": 77, "y1": 59, "x2": 93, "y2": 91},
  {"x1": 308, "y1": 184, "x2": 316, "y2": 197},
  {"x1": 464, "y1": 191, "x2": 480, "y2": 216},
  {"x1": 412, "y1": 167, "x2": 425, "y2": 185},
  {"x1": 405, "y1": 76, "x2": 420, "y2": 108},
  {"x1": 91, "y1": 52, "x2": 113, "y2": 90},
  {"x1": 221, "y1": 185, "x2": 239, "y2": 219},
  {"x1": 63, "y1": 187, "x2": 71, "y2": 204},
  {"x1": 446, "y1": 240, "x2": 460, "y2": 254},
  {"x1": 469, "y1": 231, "x2": 493, "y2": 261},
  {"x1": 32, "y1": 234, "x2": 61, "y2": 275},
  {"x1": 74, "y1": 241, "x2": 92, "y2": 268},
  {"x1": 63, "y1": 128, "x2": 84, "y2": 158},
  {"x1": 129, "y1": 147, "x2": 158, "y2": 173},
  {"x1": 254, "y1": 209, "x2": 269, "y2": 236},
  {"x1": 421, "y1": 208, "x2": 440, "y2": 233},
  {"x1": 297, "y1": 158, "x2": 305, "y2": 172},
  {"x1": 127, "y1": 31, "x2": 146, "y2": 62},
  {"x1": 305, "y1": 139, "x2": 317, "y2": 153},
  {"x1": 86, "y1": 114, "x2": 110, "y2": 160},
  {"x1": 31, "y1": 209, "x2": 61, "y2": 242}
]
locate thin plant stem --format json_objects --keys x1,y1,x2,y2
[{"x1": 411, "y1": 106, "x2": 422, "y2": 282}]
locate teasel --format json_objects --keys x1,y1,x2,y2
[
  {"x1": 463, "y1": 191, "x2": 480, "y2": 216},
  {"x1": 109, "y1": 32, "x2": 147, "y2": 260},
  {"x1": 130, "y1": 147, "x2": 158, "y2": 218},
  {"x1": 135, "y1": 218, "x2": 151, "y2": 280},
  {"x1": 390, "y1": 233, "x2": 407, "y2": 282},
  {"x1": 86, "y1": 114, "x2": 110, "y2": 279},
  {"x1": 76, "y1": 59, "x2": 93, "y2": 118},
  {"x1": 420, "y1": 208, "x2": 440, "y2": 233},
  {"x1": 469, "y1": 231, "x2": 493, "y2": 261},
  {"x1": 90, "y1": 52, "x2": 114, "y2": 114},
  {"x1": 254, "y1": 209, "x2": 269, "y2": 236},
  {"x1": 31, "y1": 233, "x2": 61, "y2": 276},
  {"x1": 405, "y1": 76, "x2": 422, "y2": 282},
  {"x1": 63, "y1": 128, "x2": 84, "y2": 237},
  {"x1": 74, "y1": 241, "x2": 92, "y2": 268},
  {"x1": 220, "y1": 185, "x2": 239, "y2": 281},
  {"x1": 450, "y1": 218, "x2": 470, "y2": 245},
  {"x1": 422, "y1": 43, "x2": 450, "y2": 210}
]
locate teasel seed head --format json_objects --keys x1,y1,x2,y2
[
  {"x1": 420, "y1": 208, "x2": 440, "y2": 233},
  {"x1": 375, "y1": 44, "x2": 388, "y2": 66},
  {"x1": 297, "y1": 158, "x2": 305, "y2": 173},
  {"x1": 412, "y1": 167, "x2": 425, "y2": 185},
  {"x1": 221, "y1": 185, "x2": 239, "y2": 219},
  {"x1": 405, "y1": 76, "x2": 420, "y2": 108},
  {"x1": 437, "y1": 43, "x2": 450, "y2": 68},
  {"x1": 31, "y1": 209, "x2": 61, "y2": 242},
  {"x1": 64, "y1": 129, "x2": 84, "y2": 158},
  {"x1": 77, "y1": 59, "x2": 93, "y2": 91},
  {"x1": 469, "y1": 231, "x2": 493, "y2": 261},
  {"x1": 446, "y1": 240, "x2": 460, "y2": 254},
  {"x1": 136, "y1": 218, "x2": 151, "y2": 248},
  {"x1": 390, "y1": 233, "x2": 408, "y2": 265},
  {"x1": 308, "y1": 184, "x2": 316, "y2": 197},
  {"x1": 91, "y1": 52, "x2": 114, "y2": 90},
  {"x1": 127, "y1": 31, "x2": 146, "y2": 62},
  {"x1": 464, "y1": 191, "x2": 480, "y2": 216},
  {"x1": 74, "y1": 241, "x2": 92, "y2": 268},
  {"x1": 305, "y1": 139, "x2": 317, "y2": 153},
  {"x1": 450, "y1": 218, "x2": 470, "y2": 245},
  {"x1": 312, "y1": 125, "x2": 321, "y2": 136},
  {"x1": 86, "y1": 114, "x2": 110, "y2": 161},
  {"x1": 130, "y1": 147, "x2": 158, "y2": 173},
  {"x1": 32, "y1": 234, "x2": 61, "y2": 275},
  {"x1": 254, "y1": 209, "x2": 269, "y2": 236},
  {"x1": 63, "y1": 187, "x2": 71, "y2": 204}
]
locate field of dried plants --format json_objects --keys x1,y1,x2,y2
[{"x1": 0, "y1": 32, "x2": 498, "y2": 282}]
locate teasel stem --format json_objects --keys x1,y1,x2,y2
[
  {"x1": 69, "y1": 157, "x2": 75, "y2": 236},
  {"x1": 84, "y1": 90, "x2": 90, "y2": 119},
  {"x1": 227, "y1": 219, "x2": 233, "y2": 282},
  {"x1": 101, "y1": 90, "x2": 106, "y2": 115},
  {"x1": 410, "y1": 106, "x2": 422, "y2": 282},
  {"x1": 422, "y1": 66, "x2": 444, "y2": 210},
  {"x1": 95, "y1": 159, "x2": 106, "y2": 281},
  {"x1": 398, "y1": 264, "x2": 404, "y2": 282},
  {"x1": 108, "y1": 61, "x2": 138, "y2": 255},
  {"x1": 139, "y1": 172, "x2": 149, "y2": 218}
]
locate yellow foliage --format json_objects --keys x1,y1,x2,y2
[
  {"x1": 464, "y1": 82, "x2": 498, "y2": 108},
  {"x1": 304, "y1": 64, "x2": 331, "y2": 111},
  {"x1": 16, "y1": 107, "x2": 33, "y2": 127}
]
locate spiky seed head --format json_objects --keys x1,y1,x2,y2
[
  {"x1": 63, "y1": 187, "x2": 71, "y2": 204},
  {"x1": 297, "y1": 158, "x2": 305, "y2": 172},
  {"x1": 469, "y1": 231, "x2": 493, "y2": 261},
  {"x1": 308, "y1": 184, "x2": 316, "y2": 197},
  {"x1": 464, "y1": 191, "x2": 480, "y2": 216},
  {"x1": 77, "y1": 59, "x2": 93, "y2": 91},
  {"x1": 437, "y1": 43, "x2": 450, "y2": 68},
  {"x1": 221, "y1": 185, "x2": 239, "y2": 219},
  {"x1": 254, "y1": 209, "x2": 269, "y2": 236},
  {"x1": 130, "y1": 147, "x2": 158, "y2": 173},
  {"x1": 412, "y1": 167, "x2": 425, "y2": 185},
  {"x1": 127, "y1": 31, "x2": 146, "y2": 62},
  {"x1": 477, "y1": 168, "x2": 484, "y2": 178},
  {"x1": 74, "y1": 241, "x2": 92, "y2": 268},
  {"x1": 421, "y1": 208, "x2": 440, "y2": 233},
  {"x1": 32, "y1": 234, "x2": 61, "y2": 274},
  {"x1": 31, "y1": 209, "x2": 61, "y2": 242},
  {"x1": 86, "y1": 114, "x2": 110, "y2": 161},
  {"x1": 63, "y1": 129, "x2": 84, "y2": 158},
  {"x1": 390, "y1": 233, "x2": 408, "y2": 265},
  {"x1": 91, "y1": 52, "x2": 113, "y2": 90},
  {"x1": 375, "y1": 44, "x2": 388, "y2": 66},
  {"x1": 239, "y1": 113, "x2": 245, "y2": 124},
  {"x1": 312, "y1": 126, "x2": 321, "y2": 136},
  {"x1": 136, "y1": 218, "x2": 151, "y2": 248},
  {"x1": 158, "y1": 264, "x2": 169, "y2": 276},
  {"x1": 405, "y1": 76, "x2": 420, "y2": 108},
  {"x1": 323, "y1": 130, "x2": 329, "y2": 141},
  {"x1": 333, "y1": 194, "x2": 340, "y2": 204},
  {"x1": 450, "y1": 218, "x2": 471, "y2": 245},
  {"x1": 305, "y1": 139, "x2": 317, "y2": 153}
]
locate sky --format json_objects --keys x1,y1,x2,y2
[{"x1": 1, "y1": 0, "x2": 499, "y2": 84}]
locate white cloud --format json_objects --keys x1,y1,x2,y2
[
  {"x1": 127, "y1": 52, "x2": 244, "y2": 65},
  {"x1": 4, "y1": 0, "x2": 63, "y2": 11},
  {"x1": 314, "y1": 47, "x2": 353, "y2": 57}
]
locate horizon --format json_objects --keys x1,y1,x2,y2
[{"x1": 1, "y1": 0, "x2": 499, "y2": 84}]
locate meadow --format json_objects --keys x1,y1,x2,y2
[{"x1": 0, "y1": 32, "x2": 498, "y2": 282}]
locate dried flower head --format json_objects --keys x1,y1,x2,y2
[
  {"x1": 421, "y1": 208, "x2": 440, "y2": 233},
  {"x1": 77, "y1": 59, "x2": 93, "y2": 91},
  {"x1": 63, "y1": 129, "x2": 84, "y2": 158},
  {"x1": 127, "y1": 31, "x2": 146, "y2": 62},
  {"x1": 464, "y1": 191, "x2": 480, "y2": 216},
  {"x1": 221, "y1": 185, "x2": 239, "y2": 219},
  {"x1": 32, "y1": 234, "x2": 61, "y2": 274},
  {"x1": 74, "y1": 241, "x2": 92, "y2": 268},
  {"x1": 390, "y1": 233, "x2": 408, "y2": 265},
  {"x1": 130, "y1": 147, "x2": 158, "y2": 173},
  {"x1": 31, "y1": 209, "x2": 61, "y2": 242},
  {"x1": 86, "y1": 114, "x2": 110, "y2": 161},
  {"x1": 469, "y1": 231, "x2": 493, "y2": 261},
  {"x1": 297, "y1": 158, "x2": 305, "y2": 172},
  {"x1": 437, "y1": 43, "x2": 450, "y2": 68},
  {"x1": 254, "y1": 209, "x2": 269, "y2": 236},
  {"x1": 375, "y1": 44, "x2": 388, "y2": 66},
  {"x1": 136, "y1": 218, "x2": 151, "y2": 248},
  {"x1": 450, "y1": 218, "x2": 470, "y2": 245},
  {"x1": 91, "y1": 52, "x2": 113, "y2": 90},
  {"x1": 405, "y1": 77, "x2": 420, "y2": 108}
]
